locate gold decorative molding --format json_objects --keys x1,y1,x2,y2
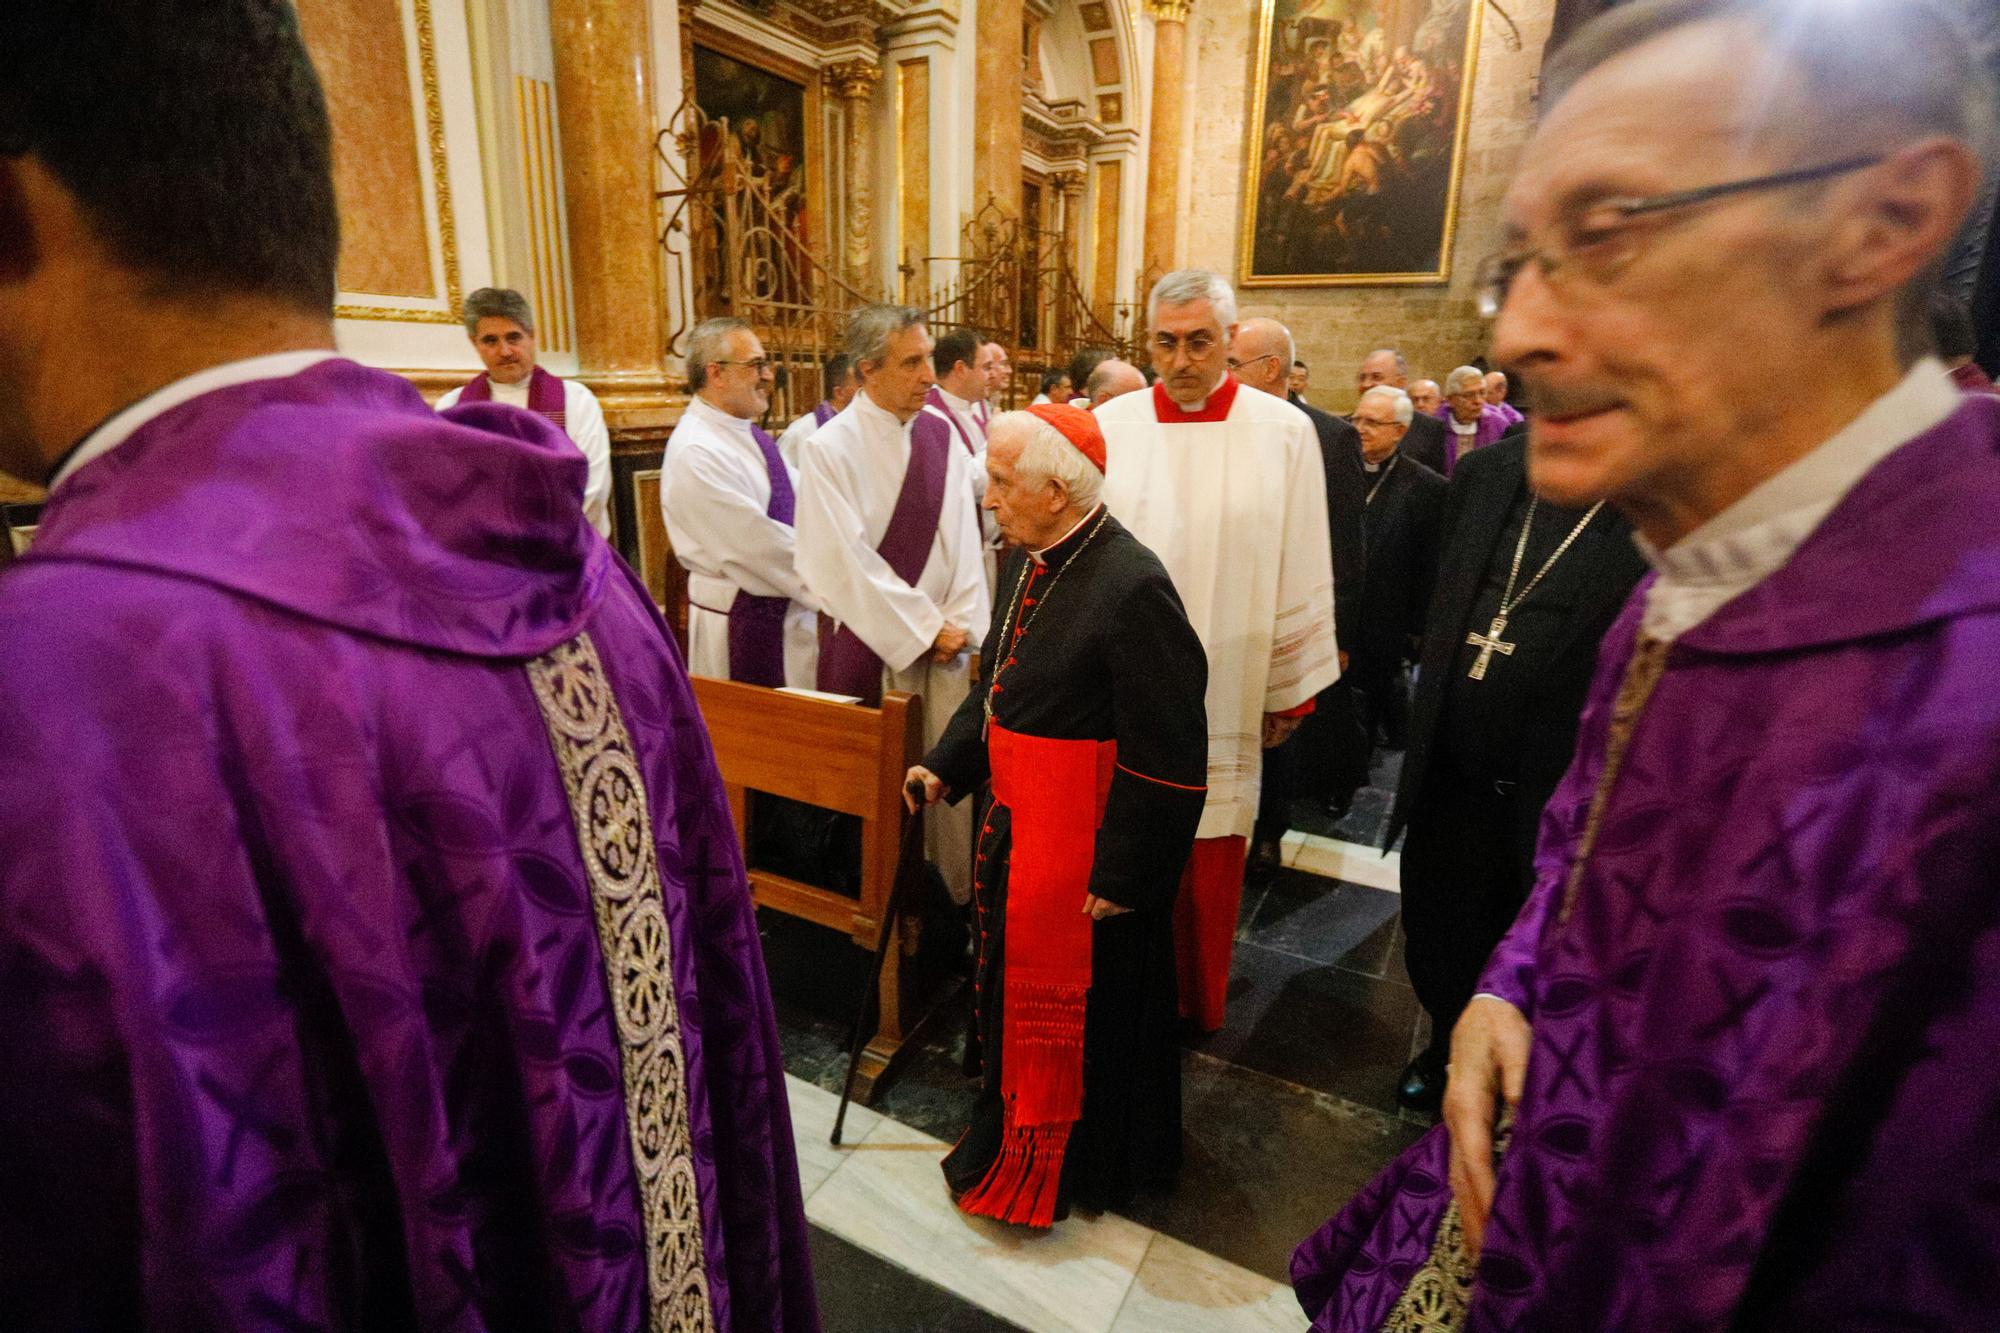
[
  {"x1": 824, "y1": 58, "x2": 883, "y2": 101},
  {"x1": 516, "y1": 75, "x2": 574, "y2": 354},
  {"x1": 335, "y1": 0, "x2": 463, "y2": 324},
  {"x1": 1142, "y1": 0, "x2": 1191, "y2": 22}
]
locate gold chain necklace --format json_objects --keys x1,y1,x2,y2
[
  {"x1": 982, "y1": 510, "x2": 1110, "y2": 735},
  {"x1": 1464, "y1": 495, "x2": 1606, "y2": 680}
]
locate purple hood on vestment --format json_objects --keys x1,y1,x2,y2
[
  {"x1": 0, "y1": 359, "x2": 818, "y2": 1331},
  {"x1": 1296, "y1": 396, "x2": 2000, "y2": 1330}
]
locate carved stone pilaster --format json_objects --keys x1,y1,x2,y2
[{"x1": 826, "y1": 59, "x2": 883, "y2": 291}]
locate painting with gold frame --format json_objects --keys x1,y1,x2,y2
[
  {"x1": 1237, "y1": 0, "x2": 1483, "y2": 287},
  {"x1": 686, "y1": 25, "x2": 828, "y2": 293}
]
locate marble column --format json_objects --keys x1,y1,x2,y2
[
  {"x1": 548, "y1": 0, "x2": 676, "y2": 429},
  {"x1": 1141, "y1": 0, "x2": 1192, "y2": 282},
  {"x1": 827, "y1": 60, "x2": 884, "y2": 293},
  {"x1": 972, "y1": 0, "x2": 1024, "y2": 220}
]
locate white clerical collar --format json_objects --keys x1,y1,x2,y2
[
  {"x1": 1449, "y1": 417, "x2": 1479, "y2": 436},
  {"x1": 1030, "y1": 504, "x2": 1103, "y2": 566},
  {"x1": 937, "y1": 385, "x2": 982, "y2": 417},
  {"x1": 1637, "y1": 356, "x2": 1959, "y2": 640},
  {"x1": 687, "y1": 392, "x2": 756, "y2": 437},
  {"x1": 51, "y1": 349, "x2": 342, "y2": 492}
]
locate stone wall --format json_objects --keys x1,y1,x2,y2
[{"x1": 1180, "y1": 0, "x2": 1557, "y2": 411}]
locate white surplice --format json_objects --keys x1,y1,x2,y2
[
  {"x1": 437, "y1": 375, "x2": 612, "y2": 538},
  {"x1": 776, "y1": 405, "x2": 829, "y2": 470},
  {"x1": 658, "y1": 394, "x2": 819, "y2": 687},
  {"x1": 1096, "y1": 377, "x2": 1341, "y2": 840},
  {"x1": 794, "y1": 387, "x2": 990, "y2": 900}
]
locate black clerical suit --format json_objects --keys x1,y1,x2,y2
[
  {"x1": 1389, "y1": 436, "x2": 1646, "y2": 1088},
  {"x1": 1399, "y1": 411, "x2": 1453, "y2": 476},
  {"x1": 925, "y1": 508, "x2": 1207, "y2": 1216},
  {"x1": 1257, "y1": 396, "x2": 1370, "y2": 841},
  {"x1": 1346, "y1": 453, "x2": 1446, "y2": 753}
]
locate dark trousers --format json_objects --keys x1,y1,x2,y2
[
  {"x1": 1255, "y1": 680, "x2": 1370, "y2": 843},
  {"x1": 1347, "y1": 651, "x2": 1410, "y2": 750},
  {"x1": 1398, "y1": 764, "x2": 1540, "y2": 1059}
]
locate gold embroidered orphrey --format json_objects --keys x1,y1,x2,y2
[
  {"x1": 528, "y1": 634, "x2": 716, "y2": 1333},
  {"x1": 1380, "y1": 1116, "x2": 1514, "y2": 1333}
]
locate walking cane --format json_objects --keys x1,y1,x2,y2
[{"x1": 831, "y1": 778, "x2": 930, "y2": 1146}]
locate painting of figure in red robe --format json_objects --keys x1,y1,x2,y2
[{"x1": 1239, "y1": 0, "x2": 1483, "y2": 286}]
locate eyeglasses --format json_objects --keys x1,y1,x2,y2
[
  {"x1": 1353, "y1": 415, "x2": 1402, "y2": 429},
  {"x1": 1226, "y1": 352, "x2": 1281, "y2": 372},
  {"x1": 713, "y1": 358, "x2": 774, "y2": 374},
  {"x1": 1153, "y1": 331, "x2": 1219, "y2": 358},
  {"x1": 1473, "y1": 154, "x2": 1883, "y2": 319}
]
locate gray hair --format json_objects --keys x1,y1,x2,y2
[
  {"x1": 992, "y1": 410, "x2": 1104, "y2": 510},
  {"x1": 462, "y1": 287, "x2": 534, "y2": 338},
  {"x1": 1358, "y1": 385, "x2": 1415, "y2": 425},
  {"x1": 1084, "y1": 358, "x2": 1143, "y2": 401},
  {"x1": 1444, "y1": 365, "x2": 1487, "y2": 395},
  {"x1": 686, "y1": 316, "x2": 753, "y2": 392},
  {"x1": 1149, "y1": 269, "x2": 1238, "y2": 329},
  {"x1": 847, "y1": 303, "x2": 927, "y2": 369},
  {"x1": 1545, "y1": 0, "x2": 1998, "y2": 361},
  {"x1": 1364, "y1": 348, "x2": 1409, "y2": 377}
]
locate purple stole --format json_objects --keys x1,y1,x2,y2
[
  {"x1": 726, "y1": 424, "x2": 796, "y2": 688},
  {"x1": 816, "y1": 412, "x2": 951, "y2": 705},
  {"x1": 923, "y1": 386, "x2": 982, "y2": 457},
  {"x1": 813, "y1": 400, "x2": 837, "y2": 427},
  {"x1": 457, "y1": 365, "x2": 568, "y2": 430}
]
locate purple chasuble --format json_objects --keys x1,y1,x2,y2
[
  {"x1": 816, "y1": 410, "x2": 950, "y2": 705},
  {"x1": 813, "y1": 400, "x2": 837, "y2": 427},
  {"x1": 1293, "y1": 396, "x2": 2000, "y2": 1331},
  {"x1": 726, "y1": 423, "x2": 796, "y2": 687},
  {"x1": 457, "y1": 363, "x2": 569, "y2": 429},
  {"x1": 0, "y1": 360, "x2": 818, "y2": 1332},
  {"x1": 1433, "y1": 404, "x2": 1510, "y2": 474}
]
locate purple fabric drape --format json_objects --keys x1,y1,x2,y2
[
  {"x1": 1294, "y1": 397, "x2": 2000, "y2": 1331},
  {"x1": 0, "y1": 359, "x2": 818, "y2": 1331},
  {"x1": 816, "y1": 411, "x2": 951, "y2": 704},
  {"x1": 727, "y1": 423, "x2": 797, "y2": 687},
  {"x1": 924, "y1": 386, "x2": 981, "y2": 455},
  {"x1": 456, "y1": 364, "x2": 568, "y2": 428},
  {"x1": 813, "y1": 400, "x2": 836, "y2": 427}
]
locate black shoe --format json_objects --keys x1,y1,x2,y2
[
  {"x1": 1249, "y1": 836, "x2": 1285, "y2": 876},
  {"x1": 1396, "y1": 1050, "x2": 1448, "y2": 1113}
]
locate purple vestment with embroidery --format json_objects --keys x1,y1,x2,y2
[
  {"x1": 0, "y1": 359, "x2": 819, "y2": 1331},
  {"x1": 1295, "y1": 397, "x2": 2000, "y2": 1330}
]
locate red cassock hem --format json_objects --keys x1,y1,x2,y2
[{"x1": 1174, "y1": 835, "x2": 1248, "y2": 1032}]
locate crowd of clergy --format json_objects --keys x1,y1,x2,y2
[{"x1": 5, "y1": 0, "x2": 2000, "y2": 1329}]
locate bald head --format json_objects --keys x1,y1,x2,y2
[
  {"x1": 1230, "y1": 317, "x2": 1296, "y2": 396},
  {"x1": 1357, "y1": 348, "x2": 1409, "y2": 393},
  {"x1": 1085, "y1": 358, "x2": 1146, "y2": 406}
]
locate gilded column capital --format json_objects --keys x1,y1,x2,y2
[
  {"x1": 1143, "y1": 0, "x2": 1192, "y2": 23},
  {"x1": 825, "y1": 59, "x2": 884, "y2": 102},
  {"x1": 1050, "y1": 168, "x2": 1085, "y2": 199}
]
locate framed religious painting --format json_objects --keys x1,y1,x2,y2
[
  {"x1": 1238, "y1": 0, "x2": 1484, "y2": 287},
  {"x1": 684, "y1": 24, "x2": 828, "y2": 312}
]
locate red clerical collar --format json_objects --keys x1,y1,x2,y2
[{"x1": 1153, "y1": 374, "x2": 1240, "y2": 424}]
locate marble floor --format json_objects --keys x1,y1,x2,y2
[{"x1": 766, "y1": 749, "x2": 1430, "y2": 1329}]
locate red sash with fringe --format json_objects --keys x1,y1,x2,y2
[{"x1": 959, "y1": 722, "x2": 1116, "y2": 1227}]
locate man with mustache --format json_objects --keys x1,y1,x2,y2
[
  {"x1": 1296, "y1": 0, "x2": 2000, "y2": 1326},
  {"x1": 1097, "y1": 271, "x2": 1339, "y2": 1032}
]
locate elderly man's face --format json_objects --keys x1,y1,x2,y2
[
  {"x1": 1491, "y1": 21, "x2": 1833, "y2": 510},
  {"x1": 1484, "y1": 371, "x2": 1509, "y2": 405},
  {"x1": 703, "y1": 327, "x2": 772, "y2": 420},
  {"x1": 1352, "y1": 396, "x2": 1408, "y2": 464},
  {"x1": 1152, "y1": 300, "x2": 1232, "y2": 405},
  {"x1": 1447, "y1": 382, "x2": 1486, "y2": 424},
  {"x1": 1227, "y1": 326, "x2": 1290, "y2": 397},
  {"x1": 1356, "y1": 350, "x2": 1406, "y2": 392},
  {"x1": 984, "y1": 420, "x2": 1069, "y2": 549},
  {"x1": 983, "y1": 342, "x2": 1011, "y2": 399},
  {"x1": 1409, "y1": 380, "x2": 1441, "y2": 415}
]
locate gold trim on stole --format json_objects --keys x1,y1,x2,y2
[{"x1": 527, "y1": 633, "x2": 716, "y2": 1332}]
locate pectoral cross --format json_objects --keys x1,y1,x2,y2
[{"x1": 1465, "y1": 615, "x2": 1516, "y2": 680}]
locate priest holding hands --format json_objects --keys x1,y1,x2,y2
[{"x1": 908, "y1": 405, "x2": 1208, "y2": 1227}]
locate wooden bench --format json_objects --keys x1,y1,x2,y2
[{"x1": 690, "y1": 676, "x2": 951, "y2": 1104}]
